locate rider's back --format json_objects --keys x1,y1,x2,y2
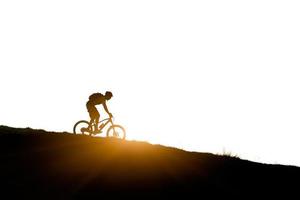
[{"x1": 88, "y1": 93, "x2": 105, "y2": 105}]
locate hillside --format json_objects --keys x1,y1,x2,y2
[{"x1": 0, "y1": 125, "x2": 299, "y2": 199}]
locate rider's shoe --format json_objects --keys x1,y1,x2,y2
[{"x1": 93, "y1": 129, "x2": 102, "y2": 134}]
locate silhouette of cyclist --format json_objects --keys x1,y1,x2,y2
[{"x1": 86, "y1": 91, "x2": 113, "y2": 133}]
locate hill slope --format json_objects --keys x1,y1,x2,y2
[{"x1": 0, "y1": 125, "x2": 299, "y2": 199}]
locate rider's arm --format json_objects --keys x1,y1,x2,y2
[{"x1": 103, "y1": 102, "x2": 112, "y2": 117}]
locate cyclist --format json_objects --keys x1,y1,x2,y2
[{"x1": 86, "y1": 91, "x2": 113, "y2": 133}]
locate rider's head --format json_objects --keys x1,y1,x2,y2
[{"x1": 105, "y1": 91, "x2": 113, "y2": 100}]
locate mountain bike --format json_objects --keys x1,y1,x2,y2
[{"x1": 73, "y1": 116, "x2": 126, "y2": 139}]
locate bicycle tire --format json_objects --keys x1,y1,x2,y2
[
  {"x1": 106, "y1": 125, "x2": 126, "y2": 139},
  {"x1": 73, "y1": 120, "x2": 91, "y2": 135}
]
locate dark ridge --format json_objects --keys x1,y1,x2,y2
[{"x1": 0, "y1": 125, "x2": 299, "y2": 199}]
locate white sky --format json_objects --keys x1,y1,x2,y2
[{"x1": 1, "y1": 1, "x2": 300, "y2": 166}]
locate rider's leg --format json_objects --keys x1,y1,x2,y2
[
  {"x1": 89, "y1": 118, "x2": 95, "y2": 130},
  {"x1": 88, "y1": 105, "x2": 99, "y2": 131},
  {"x1": 87, "y1": 102, "x2": 95, "y2": 131},
  {"x1": 94, "y1": 110, "x2": 100, "y2": 131}
]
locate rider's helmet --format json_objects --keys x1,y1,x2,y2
[{"x1": 105, "y1": 91, "x2": 113, "y2": 100}]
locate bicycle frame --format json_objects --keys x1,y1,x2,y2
[
  {"x1": 98, "y1": 117, "x2": 114, "y2": 131},
  {"x1": 73, "y1": 116, "x2": 125, "y2": 138}
]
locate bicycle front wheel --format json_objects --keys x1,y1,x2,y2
[
  {"x1": 73, "y1": 120, "x2": 91, "y2": 135},
  {"x1": 106, "y1": 125, "x2": 126, "y2": 139}
]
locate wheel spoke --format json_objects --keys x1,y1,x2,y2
[{"x1": 106, "y1": 125, "x2": 126, "y2": 139}]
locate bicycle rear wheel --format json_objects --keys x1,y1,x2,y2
[
  {"x1": 73, "y1": 120, "x2": 91, "y2": 135},
  {"x1": 106, "y1": 125, "x2": 126, "y2": 139}
]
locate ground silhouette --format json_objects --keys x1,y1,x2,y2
[{"x1": 0, "y1": 125, "x2": 299, "y2": 199}]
